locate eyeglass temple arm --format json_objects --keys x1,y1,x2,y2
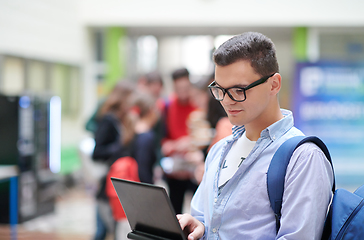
[{"x1": 245, "y1": 73, "x2": 275, "y2": 90}]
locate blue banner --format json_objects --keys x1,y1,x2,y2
[{"x1": 293, "y1": 62, "x2": 364, "y2": 189}]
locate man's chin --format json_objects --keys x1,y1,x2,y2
[{"x1": 227, "y1": 116, "x2": 243, "y2": 126}]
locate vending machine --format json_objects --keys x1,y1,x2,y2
[{"x1": 0, "y1": 94, "x2": 61, "y2": 223}]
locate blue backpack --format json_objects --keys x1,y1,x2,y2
[{"x1": 267, "y1": 136, "x2": 364, "y2": 240}]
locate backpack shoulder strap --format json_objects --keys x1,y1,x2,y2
[
  {"x1": 267, "y1": 136, "x2": 335, "y2": 233},
  {"x1": 354, "y1": 184, "x2": 364, "y2": 198}
]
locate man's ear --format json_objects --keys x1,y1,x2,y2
[{"x1": 270, "y1": 73, "x2": 281, "y2": 95}]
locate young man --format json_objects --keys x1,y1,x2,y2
[
  {"x1": 177, "y1": 32, "x2": 334, "y2": 240},
  {"x1": 161, "y1": 68, "x2": 197, "y2": 214}
]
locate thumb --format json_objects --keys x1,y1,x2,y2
[
  {"x1": 188, "y1": 235, "x2": 195, "y2": 240},
  {"x1": 187, "y1": 225, "x2": 204, "y2": 240}
]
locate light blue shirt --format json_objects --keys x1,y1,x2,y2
[{"x1": 191, "y1": 109, "x2": 334, "y2": 240}]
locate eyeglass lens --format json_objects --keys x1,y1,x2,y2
[{"x1": 211, "y1": 87, "x2": 245, "y2": 101}]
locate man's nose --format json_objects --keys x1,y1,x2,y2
[{"x1": 221, "y1": 93, "x2": 236, "y2": 105}]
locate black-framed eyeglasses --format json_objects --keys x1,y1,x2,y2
[{"x1": 208, "y1": 73, "x2": 275, "y2": 102}]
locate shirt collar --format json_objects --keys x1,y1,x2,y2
[
  {"x1": 231, "y1": 109, "x2": 294, "y2": 141},
  {"x1": 262, "y1": 109, "x2": 294, "y2": 141},
  {"x1": 232, "y1": 125, "x2": 245, "y2": 140}
]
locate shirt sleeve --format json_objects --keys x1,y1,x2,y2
[
  {"x1": 190, "y1": 159, "x2": 207, "y2": 220},
  {"x1": 277, "y1": 143, "x2": 334, "y2": 240},
  {"x1": 190, "y1": 175, "x2": 208, "y2": 240}
]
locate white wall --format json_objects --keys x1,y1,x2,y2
[
  {"x1": 79, "y1": 0, "x2": 364, "y2": 27},
  {"x1": 0, "y1": 0, "x2": 96, "y2": 147},
  {"x1": 0, "y1": 0, "x2": 83, "y2": 63}
]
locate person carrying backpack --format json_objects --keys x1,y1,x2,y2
[
  {"x1": 105, "y1": 91, "x2": 160, "y2": 240},
  {"x1": 267, "y1": 135, "x2": 364, "y2": 240},
  {"x1": 177, "y1": 32, "x2": 334, "y2": 240},
  {"x1": 91, "y1": 80, "x2": 136, "y2": 240}
]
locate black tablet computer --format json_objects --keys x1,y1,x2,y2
[{"x1": 110, "y1": 177, "x2": 188, "y2": 240}]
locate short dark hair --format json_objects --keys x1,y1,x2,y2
[
  {"x1": 213, "y1": 32, "x2": 279, "y2": 77},
  {"x1": 145, "y1": 71, "x2": 163, "y2": 85},
  {"x1": 171, "y1": 68, "x2": 189, "y2": 81}
]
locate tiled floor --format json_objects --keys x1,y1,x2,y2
[
  {"x1": 0, "y1": 176, "x2": 192, "y2": 240},
  {"x1": 0, "y1": 184, "x2": 97, "y2": 240}
]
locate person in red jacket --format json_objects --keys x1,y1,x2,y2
[{"x1": 161, "y1": 68, "x2": 198, "y2": 214}]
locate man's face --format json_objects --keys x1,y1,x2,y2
[
  {"x1": 214, "y1": 60, "x2": 272, "y2": 126},
  {"x1": 148, "y1": 82, "x2": 163, "y2": 99},
  {"x1": 174, "y1": 77, "x2": 191, "y2": 103}
]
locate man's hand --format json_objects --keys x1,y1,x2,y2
[{"x1": 177, "y1": 213, "x2": 205, "y2": 240}]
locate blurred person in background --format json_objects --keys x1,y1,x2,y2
[
  {"x1": 206, "y1": 73, "x2": 229, "y2": 131},
  {"x1": 136, "y1": 70, "x2": 164, "y2": 106},
  {"x1": 206, "y1": 73, "x2": 233, "y2": 152},
  {"x1": 144, "y1": 71, "x2": 166, "y2": 168},
  {"x1": 188, "y1": 77, "x2": 213, "y2": 155},
  {"x1": 134, "y1": 70, "x2": 166, "y2": 183},
  {"x1": 187, "y1": 77, "x2": 214, "y2": 184},
  {"x1": 136, "y1": 74, "x2": 148, "y2": 93},
  {"x1": 129, "y1": 91, "x2": 160, "y2": 184},
  {"x1": 91, "y1": 80, "x2": 135, "y2": 240},
  {"x1": 144, "y1": 71, "x2": 165, "y2": 103},
  {"x1": 160, "y1": 67, "x2": 197, "y2": 214},
  {"x1": 108, "y1": 91, "x2": 160, "y2": 240},
  {"x1": 188, "y1": 73, "x2": 233, "y2": 184},
  {"x1": 136, "y1": 71, "x2": 165, "y2": 144}
]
